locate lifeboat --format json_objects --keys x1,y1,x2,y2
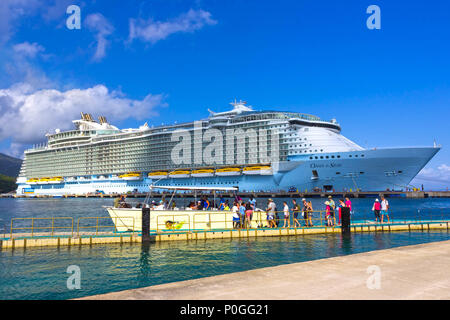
[
  {"x1": 26, "y1": 178, "x2": 39, "y2": 185},
  {"x1": 148, "y1": 171, "x2": 168, "y2": 179},
  {"x1": 191, "y1": 169, "x2": 214, "y2": 177},
  {"x1": 242, "y1": 165, "x2": 272, "y2": 175},
  {"x1": 38, "y1": 177, "x2": 51, "y2": 184},
  {"x1": 119, "y1": 172, "x2": 141, "y2": 180},
  {"x1": 169, "y1": 170, "x2": 191, "y2": 178},
  {"x1": 215, "y1": 167, "x2": 241, "y2": 176},
  {"x1": 49, "y1": 176, "x2": 64, "y2": 184}
]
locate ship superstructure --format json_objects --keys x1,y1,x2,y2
[{"x1": 16, "y1": 101, "x2": 440, "y2": 195}]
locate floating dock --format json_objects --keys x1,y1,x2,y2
[{"x1": 2, "y1": 220, "x2": 450, "y2": 250}]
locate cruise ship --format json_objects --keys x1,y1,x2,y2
[{"x1": 16, "y1": 100, "x2": 440, "y2": 196}]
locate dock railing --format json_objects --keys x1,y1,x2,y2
[
  {"x1": 10, "y1": 217, "x2": 74, "y2": 239},
  {"x1": 351, "y1": 209, "x2": 450, "y2": 225},
  {"x1": 7, "y1": 216, "x2": 137, "y2": 239},
  {"x1": 76, "y1": 216, "x2": 136, "y2": 237},
  {"x1": 5, "y1": 208, "x2": 450, "y2": 240}
]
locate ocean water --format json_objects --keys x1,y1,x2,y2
[
  {"x1": 1, "y1": 197, "x2": 450, "y2": 232},
  {"x1": 1, "y1": 197, "x2": 450, "y2": 300},
  {"x1": 1, "y1": 231, "x2": 450, "y2": 300}
]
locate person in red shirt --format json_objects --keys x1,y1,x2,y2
[{"x1": 372, "y1": 199, "x2": 381, "y2": 223}]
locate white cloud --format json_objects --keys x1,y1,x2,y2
[
  {"x1": 129, "y1": 9, "x2": 217, "y2": 44},
  {"x1": 0, "y1": 83, "x2": 167, "y2": 148},
  {"x1": 13, "y1": 42, "x2": 45, "y2": 58},
  {"x1": 412, "y1": 164, "x2": 450, "y2": 189},
  {"x1": 0, "y1": 0, "x2": 41, "y2": 43},
  {"x1": 0, "y1": 0, "x2": 75, "y2": 43},
  {"x1": 85, "y1": 13, "x2": 115, "y2": 62}
]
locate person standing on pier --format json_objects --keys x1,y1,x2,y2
[
  {"x1": 325, "y1": 201, "x2": 334, "y2": 226},
  {"x1": 282, "y1": 201, "x2": 290, "y2": 228},
  {"x1": 328, "y1": 195, "x2": 336, "y2": 213},
  {"x1": 239, "y1": 201, "x2": 246, "y2": 228},
  {"x1": 338, "y1": 199, "x2": 346, "y2": 225},
  {"x1": 301, "y1": 198, "x2": 309, "y2": 227},
  {"x1": 307, "y1": 201, "x2": 314, "y2": 226},
  {"x1": 372, "y1": 199, "x2": 381, "y2": 223},
  {"x1": 380, "y1": 196, "x2": 390, "y2": 223},
  {"x1": 232, "y1": 202, "x2": 240, "y2": 229},
  {"x1": 266, "y1": 199, "x2": 277, "y2": 228},
  {"x1": 245, "y1": 201, "x2": 253, "y2": 228},
  {"x1": 292, "y1": 199, "x2": 301, "y2": 227},
  {"x1": 345, "y1": 197, "x2": 352, "y2": 215}
]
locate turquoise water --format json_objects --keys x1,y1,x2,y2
[
  {"x1": 1, "y1": 197, "x2": 450, "y2": 300},
  {"x1": 1, "y1": 197, "x2": 450, "y2": 227},
  {"x1": 1, "y1": 231, "x2": 450, "y2": 300}
]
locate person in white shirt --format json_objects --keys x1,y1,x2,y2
[
  {"x1": 232, "y1": 202, "x2": 240, "y2": 229},
  {"x1": 380, "y1": 196, "x2": 390, "y2": 223},
  {"x1": 282, "y1": 201, "x2": 290, "y2": 228}
]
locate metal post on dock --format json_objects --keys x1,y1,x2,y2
[
  {"x1": 341, "y1": 206, "x2": 351, "y2": 234},
  {"x1": 142, "y1": 207, "x2": 152, "y2": 242}
]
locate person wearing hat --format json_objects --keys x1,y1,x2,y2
[
  {"x1": 325, "y1": 200, "x2": 334, "y2": 226},
  {"x1": 266, "y1": 198, "x2": 277, "y2": 228},
  {"x1": 327, "y1": 195, "x2": 336, "y2": 211},
  {"x1": 372, "y1": 198, "x2": 381, "y2": 222}
]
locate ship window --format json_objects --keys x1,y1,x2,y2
[
  {"x1": 355, "y1": 155, "x2": 358, "y2": 157},
  {"x1": 315, "y1": 156, "x2": 318, "y2": 159},
  {"x1": 337, "y1": 155, "x2": 341, "y2": 158},
  {"x1": 336, "y1": 172, "x2": 340, "y2": 175},
  {"x1": 309, "y1": 157, "x2": 313, "y2": 159},
  {"x1": 326, "y1": 156, "x2": 329, "y2": 159},
  {"x1": 331, "y1": 156, "x2": 335, "y2": 158},
  {"x1": 361, "y1": 154, "x2": 365, "y2": 157},
  {"x1": 360, "y1": 172, "x2": 364, "y2": 174},
  {"x1": 349, "y1": 155, "x2": 352, "y2": 157},
  {"x1": 398, "y1": 170, "x2": 403, "y2": 174},
  {"x1": 320, "y1": 156, "x2": 324, "y2": 159}
]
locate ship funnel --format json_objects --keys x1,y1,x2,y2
[{"x1": 98, "y1": 116, "x2": 108, "y2": 124}]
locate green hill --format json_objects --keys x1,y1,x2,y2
[
  {"x1": 0, "y1": 153, "x2": 22, "y2": 177},
  {"x1": 0, "y1": 174, "x2": 16, "y2": 193}
]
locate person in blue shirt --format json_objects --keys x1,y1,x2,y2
[
  {"x1": 218, "y1": 197, "x2": 226, "y2": 210},
  {"x1": 201, "y1": 196, "x2": 210, "y2": 210},
  {"x1": 239, "y1": 201, "x2": 246, "y2": 228}
]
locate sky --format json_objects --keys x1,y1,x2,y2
[{"x1": 0, "y1": 0, "x2": 449, "y2": 189}]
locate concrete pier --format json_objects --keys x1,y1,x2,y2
[{"x1": 82, "y1": 240, "x2": 450, "y2": 300}]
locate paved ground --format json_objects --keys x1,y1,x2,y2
[{"x1": 82, "y1": 240, "x2": 450, "y2": 300}]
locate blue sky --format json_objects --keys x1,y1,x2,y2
[{"x1": 0, "y1": 0, "x2": 449, "y2": 189}]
